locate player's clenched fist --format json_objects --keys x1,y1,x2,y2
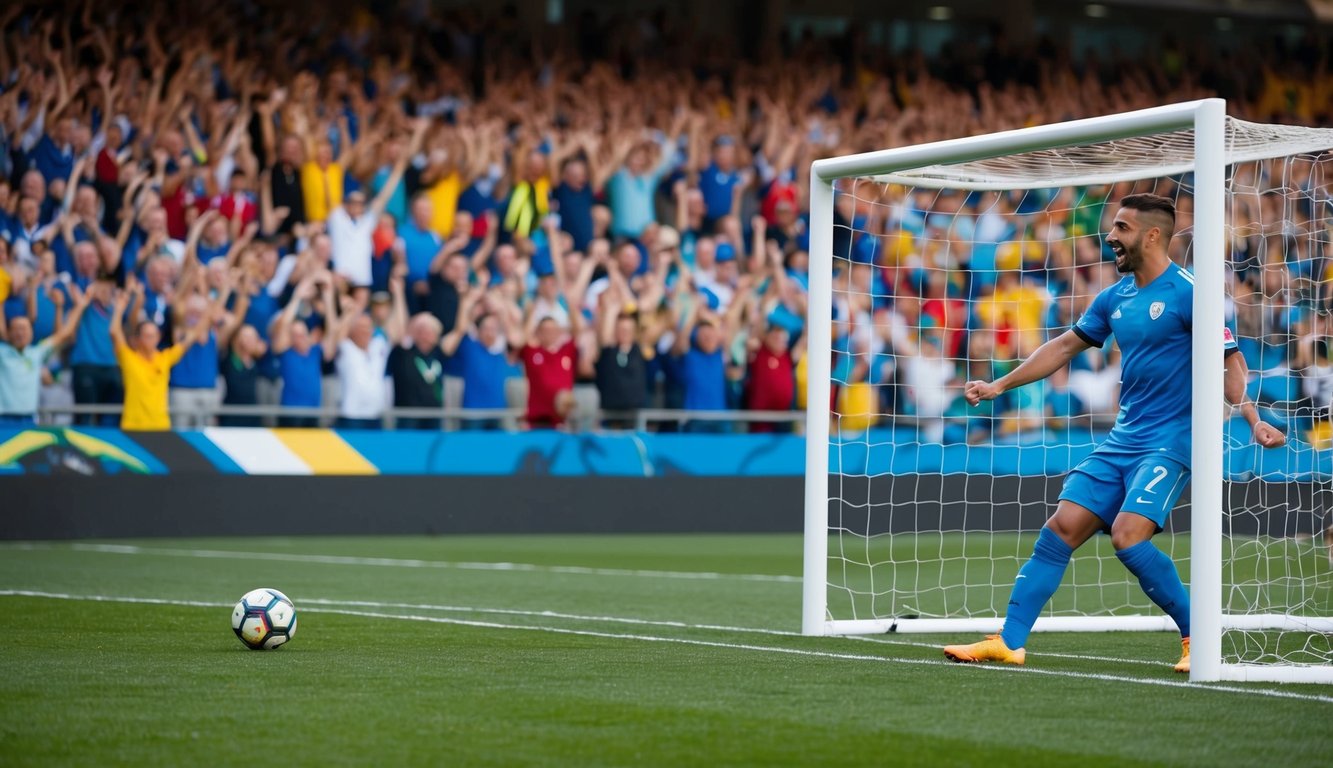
[
  {"x1": 964, "y1": 380, "x2": 1002, "y2": 406},
  {"x1": 1252, "y1": 421, "x2": 1286, "y2": 448}
]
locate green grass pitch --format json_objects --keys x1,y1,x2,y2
[{"x1": 1, "y1": 534, "x2": 1330, "y2": 767}]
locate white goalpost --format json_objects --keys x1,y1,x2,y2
[{"x1": 803, "y1": 98, "x2": 1333, "y2": 684}]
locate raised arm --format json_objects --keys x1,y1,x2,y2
[
  {"x1": 1224, "y1": 349, "x2": 1285, "y2": 448},
  {"x1": 125, "y1": 276, "x2": 146, "y2": 332},
  {"x1": 440, "y1": 287, "x2": 482, "y2": 356},
  {"x1": 964, "y1": 329, "x2": 1092, "y2": 405},
  {"x1": 723, "y1": 276, "x2": 755, "y2": 338},
  {"x1": 217, "y1": 275, "x2": 251, "y2": 350},
  {"x1": 258, "y1": 169, "x2": 289, "y2": 237},
  {"x1": 224, "y1": 221, "x2": 260, "y2": 268},
  {"x1": 256, "y1": 90, "x2": 283, "y2": 162},
  {"x1": 318, "y1": 280, "x2": 344, "y2": 362},
  {"x1": 466, "y1": 212, "x2": 500, "y2": 276},
  {"x1": 430, "y1": 230, "x2": 473, "y2": 277},
  {"x1": 671, "y1": 294, "x2": 701, "y2": 357},
  {"x1": 181, "y1": 286, "x2": 226, "y2": 350},
  {"x1": 109, "y1": 287, "x2": 130, "y2": 349},
  {"x1": 368, "y1": 119, "x2": 430, "y2": 220},
  {"x1": 386, "y1": 268, "x2": 408, "y2": 346},
  {"x1": 46, "y1": 283, "x2": 91, "y2": 350},
  {"x1": 597, "y1": 290, "x2": 622, "y2": 348},
  {"x1": 673, "y1": 178, "x2": 690, "y2": 235},
  {"x1": 269, "y1": 277, "x2": 312, "y2": 355}
]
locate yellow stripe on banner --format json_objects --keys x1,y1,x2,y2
[{"x1": 270, "y1": 429, "x2": 379, "y2": 475}]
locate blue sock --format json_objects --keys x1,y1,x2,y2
[
  {"x1": 1000, "y1": 528, "x2": 1074, "y2": 650},
  {"x1": 1116, "y1": 540, "x2": 1191, "y2": 638}
]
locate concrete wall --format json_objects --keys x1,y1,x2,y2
[{"x1": 3, "y1": 474, "x2": 1324, "y2": 540}]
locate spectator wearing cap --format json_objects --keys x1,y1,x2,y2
[
  {"x1": 744, "y1": 253, "x2": 803, "y2": 433},
  {"x1": 326, "y1": 186, "x2": 380, "y2": 296},
  {"x1": 109, "y1": 278, "x2": 214, "y2": 431},
  {"x1": 327, "y1": 122, "x2": 424, "y2": 299},
  {"x1": 6, "y1": 196, "x2": 56, "y2": 270},
  {"x1": 0, "y1": 283, "x2": 89, "y2": 425},
  {"x1": 696, "y1": 135, "x2": 748, "y2": 230},
  {"x1": 367, "y1": 289, "x2": 397, "y2": 339},
  {"x1": 270, "y1": 274, "x2": 340, "y2": 428},
  {"x1": 696, "y1": 241, "x2": 738, "y2": 311},
  {"x1": 529, "y1": 266, "x2": 571, "y2": 330}
]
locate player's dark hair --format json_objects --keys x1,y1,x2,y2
[{"x1": 1119, "y1": 193, "x2": 1176, "y2": 241}]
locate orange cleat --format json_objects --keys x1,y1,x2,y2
[
  {"x1": 1174, "y1": 637, "x2": 1190, "y2": 674},
  {"x1": 943, "y1": 634, "x2": 1027, "y2": 665}
]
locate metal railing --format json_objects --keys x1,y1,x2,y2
[
  {"x1": 29, "y1": 403, "x2": 1120, "y2": 434},
  {"x1": 33, "y1": 403, "x2": 808, "y2": 433}
]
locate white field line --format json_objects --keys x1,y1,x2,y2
[
  {"x1": 847, "y1": 634, "x2": 1168, "y2": 668},
  {"x1": 0, "y1": 544, "x2": 1290, "y2": 671},
  {"x1": 306, "y1": 598, "x2": 1169, "y2": 669},
  {"x1": 2, "y1": 543, "x2": 800, "y2": 583},
  {"x1": 3, "y1": 590, "x2": 1331, "y2": 705}
]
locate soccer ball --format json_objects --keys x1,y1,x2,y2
[{"x1": 231, "y1": 588, "x2": 298, "y2": 650}]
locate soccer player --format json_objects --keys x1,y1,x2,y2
[{"x1": 942, "y1": 194, "x2": 1286, "y2": 673}]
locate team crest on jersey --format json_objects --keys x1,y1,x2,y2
[{"x1": 1149, "y1": 301, "x2": 1165, "y2": 320}]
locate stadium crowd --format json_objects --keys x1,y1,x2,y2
[{"x1": 0, "y1": 1, "x2": 1329, "y2": 433}]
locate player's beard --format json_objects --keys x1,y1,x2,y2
[{"x1": 1111, "y1": 238, "x2": 1140, "y2": 273}]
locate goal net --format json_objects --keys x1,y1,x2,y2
[{"x1": 802, "y1": 100, "x2": 1333, "y2": 684}]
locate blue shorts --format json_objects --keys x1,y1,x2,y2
[{"x1": 1059, "y1": 452, "x2": 1190, "y2": 531}]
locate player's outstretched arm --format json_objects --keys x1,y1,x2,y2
[
  {"x1": 965, "y1": 329, "x2": 1091, "y2": 406},
  {"x1": 1224, "y1": 349, "x2": 1286, "y2": 448}
]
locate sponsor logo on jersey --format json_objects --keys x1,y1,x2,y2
[
  {"x1": 1149, "y1": 301, "x2": 1165, "y2": 320},
  {"x1": 1111, "y1": 307, "x2": 1123, "y2": 319}
]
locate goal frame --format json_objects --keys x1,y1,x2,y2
[{"x1": 802, "y1": 98, "x2": 1333, "y2": 684}]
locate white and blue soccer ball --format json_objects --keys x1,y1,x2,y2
[{"x1": 231, "y1": 588, "x2": 298, "y2": 650}]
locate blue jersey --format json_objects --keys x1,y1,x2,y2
[{"x1": 1072, "y1": 265, "x2": 1235, "y2": 465}]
